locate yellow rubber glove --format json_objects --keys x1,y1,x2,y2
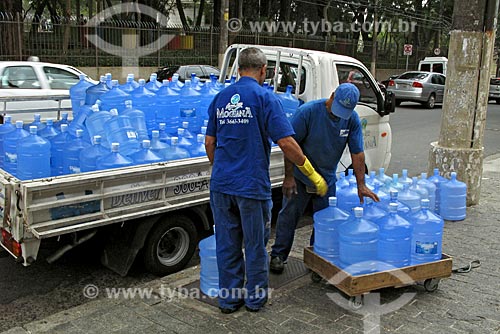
[{"x1": 296, "y1": 158, "x2": 328, "y2": 196}]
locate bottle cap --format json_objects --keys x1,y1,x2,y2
[
  {"x1": 152, "y1": 130, "x2": 159, "y2": 138},
  {"x1": 353, "y1": 207, "x2": 363, "y2": 218},
  {"x1": 421, "y1": 199, "x2": 430, "y2": 209},
  {"x1": 197, "y1": 134, "x2": 204, "y2": 142},
  {"x1": 171, "y1": 137, "x2": 179, "y2": 146},
  {"x1": 389, "y1": 202, "x2": 398, "y2": 213},
  {"x1": 29, "y1": 126, "x2": 37, "y2": 134},
  {"x1": 76, "y1": 129, "x2": 83, "y2": 137},
  {"x1": 328, "y1": 197, "x2": 337, "y2": 207},
  {"x1": 111, "y1": 142, "x2": 120, "y2": 152},
  {"x1": 93, "y1": 135, "x2": 101, "y2": 144},
  {"x1": 142, "y1": 140, "x2": 151, "y2": 148},
  {"x1": 60, "y1": 124, "x2": 68, "y2": 132},
  {"x1": 15, "y1": 120, "x2": 23, "y2": 128}
]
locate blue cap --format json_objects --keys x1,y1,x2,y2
[{"x1": 331, "y1": 83, "x2": 360, "y2": 119}]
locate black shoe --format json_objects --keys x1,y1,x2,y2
[
  {"x1": 219, "y1": 301, "x2": 244, "y2": 314},
  {"x1": 270, "y1": 256, "x2": 284, "y2": 274},
  {"x1": 245, "y1": 305, "x2": 261, "y2": 312}
]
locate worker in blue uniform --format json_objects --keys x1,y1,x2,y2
[
  {"x1": 270, "y1": 83, "x2": 379, "y2": 274},
  {"x1": 205, "y1": 47, "x2": 328, "y2": 314}
]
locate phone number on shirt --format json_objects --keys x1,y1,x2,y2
[{"x1": 220, "y1": 118, "x2": 250, "y2": 125}]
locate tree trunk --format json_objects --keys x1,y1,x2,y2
[
  {"x1": 176, "y1": 0, "x2": 189, "y2": 30},
  {"x1": 213, "y1": 0, "x2": 220, "y2": 28},
  {"x1": 62, "y1": 0, "x2": 72, "y2": 55},
  {"x1": 0, "y1": 0, "x2": 23, "y2": 60},
  {"x1": 195, "y1": 0, "x2": 205, "y2": 27}
]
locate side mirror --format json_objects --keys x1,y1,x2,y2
[{"x1": 384, "y1": 90, "x2": 396, "y2": 114}]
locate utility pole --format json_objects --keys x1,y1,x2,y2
[
  {"x1": 218, "y1": 0, "x2": 229, "y2": 68},
  {"x1": 370, "y1": 0, "x2": 378, "y2": 77},
  {"x1": 428, "y1": 0, "x2": 499, "y2": 205}
]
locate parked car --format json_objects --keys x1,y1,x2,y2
[
  {"x1": 489, "y1": 77, "x2": 500, "y2": 104},
  {"x1": 156, "y1": 65, "x2": 220, "y2": 83},
  {"x1": 386, "y1": 71, "x2": 446, "y2": 109},
  {"x1": 0, "y1": 60, "x2": 94, "y2": 120},
  {"x1": 380, "y1": 74, "x2": 400, "y2": 89}
]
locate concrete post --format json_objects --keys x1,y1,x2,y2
[{"x1": 428, "y1": 0, "x2": 499, "y2": 206}]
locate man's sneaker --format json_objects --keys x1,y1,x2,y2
[
  {"x1": 219, "y1": 300, "x2": 244, "y2": 314},
  {"x1": 270, "y1": 256, "x2": 284, "y2": 274}
]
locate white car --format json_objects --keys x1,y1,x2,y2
[{"x1": 0, "y1": 60, "x2": 94, "y2": 121}]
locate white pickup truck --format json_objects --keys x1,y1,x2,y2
[{"x1": 0, "y1": 44, "x2": 394, "y2": 276}]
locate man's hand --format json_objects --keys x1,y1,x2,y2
[
  {"x1": 296, "y1": 158, "x2": 328, "y2": 196},
  {"x1": 357, "y1": 184, "x2": 379, "y2": 204},
  {"x1": 282, "y1": 175, "x2": 297, "y2": 198}
]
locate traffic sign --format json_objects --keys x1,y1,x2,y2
[
  {"x1": 403, "y1": 44, "x2": 413, "y2": 56},
  {"x1": 434, "y1": 48, "x2": 441, "y2": 55}
]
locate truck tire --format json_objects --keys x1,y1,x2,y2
[{"x1": 143, "y1": 214, "x2": 197, "y2": 276}]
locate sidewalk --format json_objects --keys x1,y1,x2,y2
[{"x1": 4, "y1": 155, "x2": 500, "y2": 334}]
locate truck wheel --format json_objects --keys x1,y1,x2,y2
[{"x1": 143, "y1": 214, "x2": 197, "y2": 276}]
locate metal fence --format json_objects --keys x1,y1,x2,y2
[{"x1": 0, "y1": 13, "x2": 438, "y2": 73}]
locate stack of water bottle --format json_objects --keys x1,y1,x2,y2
[
  {"x1": 0, "y1": 73, "x2": 300, "y2": 181},
  {"x1": 313, "y1": 167, "x2": 467, "y2": 276}
]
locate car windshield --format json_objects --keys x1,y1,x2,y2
[{"x1": 398, "y1": 72, "x2": 428, "y2": 80}]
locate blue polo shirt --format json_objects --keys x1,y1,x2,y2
[
  {"x1": 291, "y1": 98, "x2": 364, "y2": 189},
  {"x1": 206, "y1": 76, "x2": 295, "y2": 200}
]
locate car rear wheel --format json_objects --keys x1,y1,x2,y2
[
  {"x1": 496, "y1": 99, "x2": 500, "y2": 104},
  {"x1": 425, "y1": 94, "x2": 436, "y2": 109},
  {"x1": 395, "y1": 100, "x2": 402, "y2": 106}
]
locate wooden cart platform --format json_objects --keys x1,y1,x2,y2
[{"x1": 303, "y1": 246, "x2": 453, "y2": 297}]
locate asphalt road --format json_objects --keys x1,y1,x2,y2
[{"x1": 1, "y1": 102, "x2": 500, "y2": 332}]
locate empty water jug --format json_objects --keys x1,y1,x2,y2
[
  {"x1": 50, "y1": 124, "x2": 70, "y2": 176},
  {"x1": 131, "y1": 79, "x2": 157, "y2": 133},
  {"x1": 199, "y1": 226, "x2": 219, "y2": 297},
  {"x1": 104, "y1": 109, "x2": 140, "y2": 156},
  {"x1": 378, "y1": 190, "x2": 411, "y2": 219},
  {"x1": 85, "y1": 104, "x2": 112, "y2": 148},
  {"x1": 399, "y1": 169, "x2": 412, "y2": 187},
  {"x1": 70, "y1": 74, "x2": 93, "y2": 116},
  {"x1": 54, "y1": 112, "x2": 69, "y2": 131},
  {"x1": 398, "y1": 184, "x2": 421, "y2": 213},
  {"x1": 376, "y1": 167, "x2": 392, "y2": 185},
  {"x1": 338, "y1": 207, "x2": 379, "y2": 275},
  {"x1": 96, "y1": 143, "x2": 134, "y2": 170},
  {"x1": 335, "y1": 172, "x2": 349, "y2": 192},
  {"x1": 190, "y1": 134, "x2": 207, "y2": 157},
  {"x1": 278, "y1": 85, "x2": 300, "y2": 119},
  {"x1": 80, "y1": 135, "x2": 109, "y2": 173},
  {"x1": 39, "y1": 119, "x2": 60, "y2": 140},
  {"x1": 179, "y1": 80, "x2": 201, "y2": 134},
  {"x1": 100, "y1": 80, "x2": 130, "y2": 113},
  {"x1": 120, "y1": 74, "x2": 139, "y2": 93},
  {"x1": 313, "y1": 197, "x2": 350, "y2": 265},
  {"x1": 85, "y1": 75, "x2": 110, "y2": 106},
  {"x1": 409, "y1": 177, "x2": 429, "y2": 203},
  {"x1": 336, "y1": 180, "x2": 360, "y2": 213},
  {"x1": 0, "y1": 115, "x2": 16, "y2": 168},
  {"x1": 345, "y1": 168, "x2": 356, "y2": 184},
  {"x1": 24, "y1": 113, "x2": 46, "y2": 132},
  {"x1": 156, "y1": 80, "x2": 180, "y2": 135},
  {"x1": 440, "y1": 172, "x2": 467, "y2": 221},
  {"x1": 428, "y1": 168, "x2": 447, "y2": 214},
  {"x1": 3, "y1": 121, "x2": 29, "y2": 176},
  {"x1": 163, "y1": 137, "x2": 190, "y2": 161},
  {"x1": 145, "y1": 73, "x2": 161, "y2": 92},
  {"x1": 363, "y1": 197, "x2": 387, "y2": 222},
  {"x1": 417, "y1": 172, "x2": 436, "y2": 215},
  {"x1": 158, "y1": 123, "x2": 172, "y2": 143},
  {"x1": 16, "y1": 126, "x2": 51, "y2": 180},
  {"x1": 408, "y1": 199, "x2": 444, "y2": 265},
  {"x1": 150, "y1": 130, "x2": 169, "y2": 158},
  {"x1": 63, "y1": 129, "x2": 90, "y2": 174},
  {"x1": 130, "y1": 140, "x2": 163, "y2": 165}
]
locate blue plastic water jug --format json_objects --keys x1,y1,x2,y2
[
  {"x1": 85, "y1": 104, "x2": 112, "y2": 148},
  {"x1": 399, "y1": 169, "x2": 412, "y2": 187},
  {"x1": 440, "y1": 172, "x2": 467, "y2": 221},
  {"x1": 313, "y1": 197, "x2": 350, "y2": 265},
  {"x1": 145, "y1": 73, "x2": 161, "y2": 92},
  {"x1": 363, "y1": 197, "x2": 388, "y2": 223},
  {"x1": 338, "y1": 207, "x2": 379, "y2": 275},
  {"x1": 24, "y1": 113, "x2": 46, "y2": 132},
  {"x1": 388, "y1": 173, "x2": 404, "y2": 192},
  {"x1": 63, "y1": 129, "x2": 91, "y2": 174},
  {"x1": 366, "y1": 170, "x2": 383, "y2": 190},
  {"x1": 156, "y1": 80, "x2": 180, "y2": 135},
  {"x1": 3, "y1": 121, "x2": 29, "y2": 176},
  {"x1": 198, "y1": 81, "x2": 218, "y2": 124},
  {"x1": 122, "y1": 100, "x2": 149, "y2": 142},
  {"x1": 130, "y1": 140, "x2": 163, "y2": 165},
  {"x1": 336, "y1": 180, "x2": 360, "y2": 213},
  {"x1": 119, "y1": 74, "x2": 139, "y2": 93},
  {"x1": 96, "y1": 143, "x2": 134, "y2": 170},
  {"x1": 378, "y1": 190, "x2": 411, "y2": 219},
  {"x1": 199, "y1": 226, "x2": 219, "y2": 297},
  {"x1": 409, "y1": 176, "x2": 429, "y2": 203},
  {"x1": 39, "y1": 119, "x2": 60, "y2": 140},
  {"x1": 131, "y1": 79, "x2": 157, "y2": 133},
  {"x1": 163, "y1": 137, "x2": 190, "y2": 161},
  {"x1": 409, "y1": 199, "x2": 444, "y2": 265},
  {"x1": 16, "y1": 126, "x2": 51, "y2": 180},
  {"x1": 428, "y1": 168, "x2": 447, "y2": 214},
  {"x1": 418, "y1": 172, "x2": 436, "y2": 215},
  {"x1": 345, "y1": 168, "x2": 356, "y2": 184},
  {"x1": 169, "y1": 73, "x2": 184, "y2": 91},
  {"x1": 100, "y1": 80, "x2": 130, "y2": 113},
  {"x1": 376, "y1": 167, "x2": 392, "y2": 191},
  {"x1": 104, "y1": 109, "x2": 140, "y2": 156},
  {"x1": 179, "y1": 80, "x2": 201, "y2": 134},
  {"x1": 190, "y1": 134, "x2": 207, "y2": 157},
  {"x1": 104, "y1": 73, "x2": 113, "y2": 89},
  {"x1": 54, "y1": 112, "x2": 69, "y2": 131},
  {"x1": 335, "y1": 172, "x2": 349, "y2": 193},
  {"x1": 70, "y1": 74, "x2": 94, "y2": 116},
  {"x1": 0, "y1": 115, "x2": 16, "y2": 168},
  {"x1": 50, "y1": 124, "x2": 70, "y2": 176},
  {"x1": 373, "y1": 184, "x2": 390, "y2": 207},
  {"x1": 376, "y1": 203, "x2": 412, "y2": 270},
  {"x1": 398, "y1": 183, "x2": 421, "y2": 213},
  {"x1": 158, "y1": 123, "x2": 172, "y2": 143},
  {"x1": 149, "y1": 130, "x2": 169, "y2": 159},
  {"x1": 278, "y1": 85, "x2": 300, "y2": 119},
  {"x1": 68, "y1": 102, "x2": 96, "y2": 138},
  {"x1": 80, "y1": 135, "x2": 109, "y2": 173},
  {"x1": 85, "y1": 75, "x2": 110, "y2": 106}
]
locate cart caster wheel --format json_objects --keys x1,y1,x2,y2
[
  {"x1": 424, "y1": 278, "x2": 440, "y2": 292},
  {"x1": 348, "y1": 296, "x2": 364, "y2": 310},
  {"x1": 311, "y1": 272, "x2": 322, "y2": 283}
]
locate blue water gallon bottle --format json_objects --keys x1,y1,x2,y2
[
  {"x1": 366, "y1": 170, "x2": 383, "y2": 190},
  {"x1": 24, "y1": 113, "x2": 46, "y2": 132},
  {"x1": 376, "y1": 203, "x2": 412, "y2": 270},
  {"x1": 54, "y1": 112, "x2": 69, "y2": 131},
  {"x1": 3, "y1": 120, "x2": 29, "y2": 176},
  {"x1": 399, "y1": 169, "x2": 412, "y2": 187},
  {"x1": 177, "y1": 127, "x2": 194, "y2": 152},
  {"x1": 63, "y1": 129, "x2": 91, "y2": 174},
  {"x1": 104, "y1": 109, "x2": 140, "y2": 156},
  {"x1": 418, "y1": 172, "x2": 436, "y2": 215},
  {"x1": 428, "y1": 168, "x2": 447, "y2": 214},
  {"x1": 70, "y1": 74, "x2": 94, "y2": 117},
  {"x1": 376, "y1": 167, "x2": 392, "y2": 185},
  {"x1": 85, "y1": 104, "x2": 112, "y2": 148},
  {"x1": 440, "y1": 172, "x2": 467, "y2": 221},
  {"x1": 335, "y1": 172, "x2": 349, "y2": 192},
  {"x1": 150, "y1": 130, "x2": 169, "y2": 159},
  {"x1": 122, "y1": 100, "x2": 149, "y2": 142},
  {"x1": 100, "y1": 80, "x2": 130, "y2": 113},
  {"x1": 313, "y1": 197, "x2": 350, "y2": 265},
  {"x1": 398, "y1": 183, "x2": 421, "y2": 213},
  {"x1": 164, "y1": 137, "x2": 190, "y2": 161},
  {"x1": 199, "y1": 226, "x2": 219, "y2": 297},
  {"x1": 190, "y1": 134, "x2": 207, "y2": 157},
  {"x1": 389, "y1": 173, "x2": 404, "y2": 192},
  {"x1": 158, "y1": 123, "x2": 172, "y2": 143},
  {"x1": 363, "y1": 197, "x2": 388, "y2": 223},
  {"x1": 336, "y1": 179, "x2": 360, "y2": 213},
  {"x1": 198, "y1": 80, "x2": 218, "y2": 123},
  {"x1": 85, "y1": 75, "x2": 110, "y2": 106},
  {"x1": 50, "y1": 124, "x2": 70, "y2": 176},
  {"x1": 338, "y1": 207, "x2": 379, "y2": 275},
  {"x1": 0, "y1": 115, "x2": 16, "y2": 169},
  {"x1": 145, "y1": 73, "x2": 161, "y2": 92},
  {"x1": 80, "y1": 135, "x2": 109, "y2": 173},
  {"x1": 131, "y1": 79, "x2": 157, "y2": 133},
  {"x1": 96, "y1": 143, "x2": 134, "y2": 170},
  {"x1": 39, "y1": 119, "x2": 60, "y2": 140},
  {"x1": 119, "y1": 74, "x2": 139, "y2": 93},
  {"x1": 169, "y1": 73, "x2": 184, "y2": 91},
  {"x1": 409, "y1": 176, "x2": 429, "y2": 203},
  {"x1": 345, "y1": 168, "x2": 356, "y2": 184},
  {"x1": 130, "y1": 140, "x2": 163, "y2": 165},
  {"x1": 156, "y1": 80, "x2": 181, "y2": 135},
  {"x1": 179, "y1": 80, "x2": 201, "y2": 134},
  {"x1": 16, "y1": 126, "x2": 51, "y2": 180},
  {"x1": 104, "y1": 73, "x2": 113, "y2": 89},
  {"x1": 68, "y1": 102, "x2": 96, "y2": 137},
  {"x1": 373, "y1": 184, "x2": 390, "y2": 207},
  {"x1": 278, "y1": 85, "x2": 300, "y2": 119},
  {"x1": 409, "y1": 199, "x2": 444, "y2": 265},
  {"x1": 378, "y1": 190, "x2": 411, "y2": 219}
]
